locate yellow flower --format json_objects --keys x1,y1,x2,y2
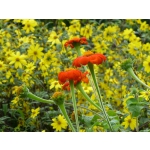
[
  {"x1": 94, "y1": 41, "x2": 108, "y2": 53},
  {"x1": 48, "y1": 31, "x2": 61, "y2": 45},
  {"x1": 142, "y1": 43, "x2": 150, "y2": 51},
  {"x1": 25, "y1": 62, "x2": 36, "y2": 74},
  {"x1": 27, "y1": 44, "x2": 44, "y2": 62},
  {"x1": 11, "y1": 96, "x2": 20, "y2": 105},
  {"x1": 79, "y1": 129, "x2": 85, "y2": 132},
  {"x1": 104, "y1": 68, "x2": 113, "y2": 80},
  {"x1": 39, "y1": 59, "x2": 49, "y2": 71},
  {"x1": 143, "y1": 56, "x2": 150, "y2": 73},
  {"x1": 68, "y1": 20, "x2": 81, "y2": 33},
  {"x1": 139, "y1": 89, "x2": 150, "y2": 101},
  {"x1": 22, "y1": 19, "x2": 38, "y2": 33},
  {"x1": 30, "y1": 107, "x2": 40, "y2": 119},
  {"x1": 43, "y1": 50, "x2": 57, "y2": 65},
  {"x1": 128, "y1": 41, "x2": 142, "y2": 56},
  {"x1": 2, "y1": 30, "x2": 11, "y2": 38},
  {"x1": 93, "y1": 126, "x2": 104, "y2": 132},
  {"x1": 8, "y1": 51, "x2": 27, "y2": 69},
  {"x1": 82, "y1": 84, "x2": 93, "y2": 94},
  {"x1": 80, "y1": 24, "x2": 93, "y2": 39},
  {"x1": 49, "y1": 80, "x2": 61, "y2": 91},
  {"x1": 140, "y1": 21, "x2": 149, "y2": 31},
  {"x1": 112, "y1": 99, "x2": 121, "y2": 107},
  {"x1": 121, "y1": 115, "x2": 136, "y2": 130},
  {"x1": 103, "y1": 26, "x2": 118, "y2": 42},
  {"x1": 51, "y1": 115, "x2": 68, "y2": 132},
  {"x1": 123, "y1": 28, "x2": 135, "y2": 41},
  {"x1": 0, "y1": 61, "x2": 6, "y2": 71}
]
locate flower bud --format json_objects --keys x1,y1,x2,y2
[
  {"x1": 52, "y1": 92, "x2": 65, "y2": 105},
  {"x1": 121, "y1": 58, "x2": 133, "y2": 71}
]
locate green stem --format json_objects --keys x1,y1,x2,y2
[
  {"x1": 88, "y1": 62, "x2": 113, "y2": 131},
  {"x1": 69, "y1": 80, "x2": 80, "y2": 132},
  {"x1": 75, "y1": 44, "x2": 100, "y2": 103},
  {"x1": 74, "y1": 44, "x2": 82, "y2": 56},
  {"x1": 76, "y1": 82, "x2": 102, "y2": 112},
  {"x1": 58, "y1": 103, "x2": 76, "y2": 132},
  {"x1": 127, "y1": 68, "x2": 150, "y2": 89},
  {"x1": 27, "y1": 92, "x2": 55, "y2": 104},
  {"x1": 83, "y1": 66, "x2": 100, "y2": 101},
  {"x1": 134, "y1": 93, "x2": 139, "y2": 132}
]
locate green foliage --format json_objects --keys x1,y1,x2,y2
[{"x1": 126, "y1": 98, "x2": 145, "y2": 117}]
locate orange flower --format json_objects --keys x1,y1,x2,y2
[
  {"x1": 58, "y1": 68, "x2": 82, "y2": 85},
  {"x1": 73, "y1": 51, "x2": 106, "y2": 67},
  {"x1": 58, "y1": 69, "x2": 89, "y2": 91},
  {"x1": 64, "y1": 37, "x2": 88, "y2": 48}
]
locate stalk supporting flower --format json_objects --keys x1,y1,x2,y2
[
  {"x1": 127, "y1": 68, "x2": 150, "y2": 89},
  {"x1": 74, "y1": 44, "x2": 82, "y2": 56},
  {"x1": 121, "y1": 59, "x2": 150, "y2": 89},
  {"x1": 73, "y1": 50, "x2": 107, "y2": 108},
  {"x1": 20, "y1": 85, "x2": 55, "y2": 104},
  {"x1": 52, "y1": 91, "x2": 76, "y2": 132},
  {"x1": 27, "y1": 92, "x2": 55, "y2": 104},
  {"x1": 73, "y1": 51, "x2": 113, "y2": 131},
  {"x1": 69, "y1": 80, "x2": 80, "y2": 132},
  {"x1": 58, "y1": 103, "x2": 76, "y2": 132},
  {"x1": 76, "y1": 82, "x2": 102, "y2": 112},
  {"x1": 58, "y1": 68, "x2": 88, "y2": 131},
  {"x1": 88, "y1": 62, "x2": 113, "y2": 131}
]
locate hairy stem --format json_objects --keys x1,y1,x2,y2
[
  {"x1": 88, "y1": 62, "x2": 113, "y2": 131},
  {"x1": 76, "y1": 82, "x2": 102, "y2": 112},
  {"x1": 59, "y1": 103, "x2": 76, "y2": 132},
  {"x1": 74, "y1": 44, "x2": 82, "y2": 56},
  {"x1": 127, "y1": 68, "x2": 150, "y2": 89},
  {"x1": 69, "y1": 80, "x2": 80, "y2": 132},
  {"x1": 27, "y1": 92, "x2": 55, "y2": 104}
]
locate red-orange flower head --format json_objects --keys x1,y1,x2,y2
[
  {"x1": 58, "y1": 68, "x2": 82, "y2": 85},
  {"x1": 72, "y1": 51, "x2": 107, "y2": 67},
  {"x1": 64, "y1": 37, "x2": 88, "y2": 48},
  {"x1": 58, "y1": 69, "x2": 89, "y2": 91}
]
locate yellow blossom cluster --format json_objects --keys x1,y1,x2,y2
[{"x1": 0, "y1": 19, "x2": 150, "y2": 132}]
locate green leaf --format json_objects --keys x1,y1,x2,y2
[
  {"x1": 17, "y1": 109, "x2": 25, "y2": 119},
  {"x1": 126, "y1": 98, "x2": 138, "y2": 106},
  {"x1": 17, "y1": 68, "x2": 24, "y2": 76},
  {"x1": 82, "y1": 115, "x2": 94, "y2": 127},
  {"x1": 107, "y1": 110, "x2": 116, "y2": 116},
  {"x1": 126, "y1": 98, "x2": 144, "y2": 117},
  {"x1": 2, "y1": 104, "x2": 8, "y2": 115},
  {"x1": 128, "y1": 104, "x2": 143, "y2": 117},
  {"x1": 91, "y1": 114, "x2": 101, "y2": 123}
]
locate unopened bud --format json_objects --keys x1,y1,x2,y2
[
  {"x1": 121, "y1": 58, "x2": 133, "y2": 71},
  {"x1": 52, "y1": 92, "x2": 65, "y2": 105}
]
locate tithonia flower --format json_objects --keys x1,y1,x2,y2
[
  {"x1": 73, "y1": 51, "x2": 106, "y2": 67},
  {"x1": 58, "y1": 69, "x2": 89, "y2": 90},
  {"x1": 64, "y1": 37, "x2": 88, "y2": 48},
  {"x1": 61, "y1": 71, "x2": 89, "y2": 91},
  {"x1": 58, "y1": 68, "x2": 82, "y2": 85}
]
